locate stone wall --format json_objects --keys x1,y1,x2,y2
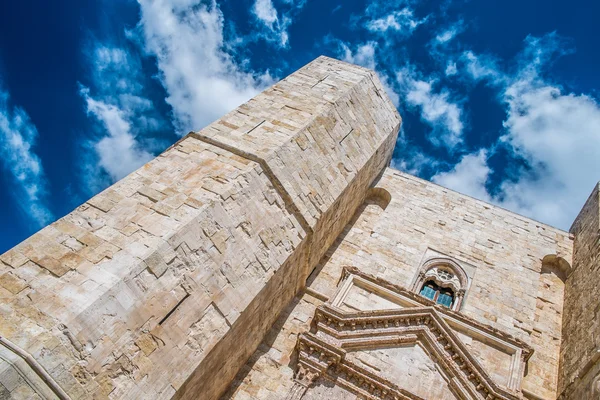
[
  {"x1": 0, "y1": 359, "x2": 42, "y2": 399},
  {"x1": 2, "y1": 52, "x2": 590, "y2": 400},
  {"x1": 559, "y1": 183, "x2": 600, "y2": 399},
  {"x1": 0, "y1": 56, "x2": 400, "y2": 400},
  {"x1": 225, "y1": 169, "x2": 572, "y2": 400}
]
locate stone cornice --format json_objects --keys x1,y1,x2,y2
[
  {"x1": 295, "y1": 303, "x2": 525, "y2": 400},
  {"x1": 340, "y1": 266, "x2": 533, "y2": 359}
]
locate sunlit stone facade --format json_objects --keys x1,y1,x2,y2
[{"x1": 0, "y1": 56, "x2": 598, "y2": 400}]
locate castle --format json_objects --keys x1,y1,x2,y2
[{"x1": 0, "y1": 56, "x2": 598, "y2": 400}]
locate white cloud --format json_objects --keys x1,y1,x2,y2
[
  {"x1": 95, "y1": 47, "x2": 130, "y2": 73},
  {"x1": 445, "y1": 61, "x2": 457, "y2": 76},
  {"x1": 253, "y1": 0, "x2": 278, "y2": 26},
  {"x1": 80, "y1": 44, "x2": 162, "y2": 193},
  {"x1": 435, "y1": 29, "x2": 457, "y2": 44},
  {"x1": 136, "y1": 0, "x2": 272, "y2": 132},
  {"x1": 81, "y1": 89, "x2": 153, "y2": 183},
  {"x1": 0, "y1": 90, "x2": 53, "y2": 226},
  {"x1": 366, "y1": 8, "x2": 427, "y2": 35},
  {"x1": 432, "y1": 149, "x2": 492, "y2": 202},
  {"x1": 496, "y1": 78, "x2": 600, "y2": 229},
  {"x1": 460, "y1": 51, "x2": 503, "y2": 84},
  {"x1": 252, "y1": 0, "x2": 290, "y2": 47},
  {"x1": 340, "y1": 42, "x2": 376, "y2": 70},
  {"x1": 397, "y1": 69, "x2": 464, "y2": 149},
  {"x1": 433, "y1": 21, "x2": 464, "y2": 45},
  {"x1": 428, "y1": 33, "x2": 600, "y2": 230}
]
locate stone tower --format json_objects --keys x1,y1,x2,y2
[{"x1": 0, "y1": 57, "x2": 598, "y2": 400}]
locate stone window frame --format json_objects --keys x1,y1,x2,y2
[{"x1": 411, "y1": 257, "x2": 469, "y2": 312}]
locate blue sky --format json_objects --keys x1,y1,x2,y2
[{"x1": 0, "y1": 0, "x2": 599, "y2": 253}]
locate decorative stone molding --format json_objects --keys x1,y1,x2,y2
[
  {"x1": 294, "y1": 303, "x2": 527, "y2": 400},
  {"x1": 295, "y1": 267, "x2": 535, "y2": 399},
  {"x1": 297, "y1": 332, "x2": 417, "y2": 400},
  {"x1": 337, "y1": 267, "x2": 533, "y2": 360},
  {"x1": 411, "y1": 257, "x2": 470, "y2": 311},
  {"x1": 0, "y1": 335, "x2": 71, "y2": 400},
  {"x1": 422, "y1": 266, "x2": 462, "y2": 292},
  {"x1": 286, "y1": 364, "x2": 322, "y2": 400}
]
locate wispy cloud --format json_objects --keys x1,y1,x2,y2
[
  {"x1": 433, "y1": 20, "x2": 464, "y2": 45},
  {"x1": 429, "y1": 21, "x2": 465, "y2": 75},
  {"x1": 252, "y1": 0, "x2": 290, "y2": 47},
  {"x1": 459, "y1": 51, "x2": 504, "y2": 84},
  {"x1": 0, "y1": 88, "x2": 53, "y2": 226},
  {"x1": 366, "y1": 8, "x2": 428, "y2": 35},
  {"x1": 397, "y1": 68, "x2": 465, "y2": 149},
  {"x1": 428, "y1": 33, "x2": 600, "y2": 229},
  {"x1": 80, "y1": 89, "x2": 153, "y2": 183},
  {"x1": 253, "y1": 0, "x2": 278, "y2": 27},
  {"x1": 432, "y1": 149, "x2": 492, "y2": 202},
  {"x1": 136, "y1": 0, "x2": 273, "y2": 132},
  {"x1": 79, "y1": 44, "x2": 162, "y2": 193},
  {"x1": 445, "y1": 61, "x2": 458, "y2": 76},
  {"x1": 338, "y1": 41, "x2": 377, "y2": 70}
]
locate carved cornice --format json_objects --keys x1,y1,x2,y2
[
  {"x1": 420, "y1": 257, "x2": 469, "y2": 288},
  {"x1": 340, "y1": 266, "x2": 533, "y2": 358},
  {"x1": 292, "y1": 266, "x2": 538, "y2": 399},
  {"x1": 423, "y1": 266, "x2": 462, "y2": 292},
  {"x1": 297, "y1": 334, "x2": 419, "y2": 400},
  {"x1": 295, "y1": 304, "x2": 525, "y2": 400}
]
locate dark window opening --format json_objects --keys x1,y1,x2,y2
[{"x1": 419, "y1": 281, "x2": 454, "y2": 308}]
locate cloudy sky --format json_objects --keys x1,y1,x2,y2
[{"x1": 0, "y1": 0, "x2": 599, "y2": 253}]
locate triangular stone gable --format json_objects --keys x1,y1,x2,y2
[
  {"x1": 334, "y1": 273, "x2": 519, "y2": 390},
  {"x1": 347, "y1": 345, "x2": 457, "y2": 399},
  {"x1": 290, "y1": 268, "x2": 533, "y2": 399}
]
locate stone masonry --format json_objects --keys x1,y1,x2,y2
[
  {"x1": 0, "y1": 56, "x2": 599, "y2": 400},
  {"x1": 223, "y1": 169, "x2": 575, "y2": 400},
  {"x1": 559, "y1": 184, "x2": 600, "y2": 399}
]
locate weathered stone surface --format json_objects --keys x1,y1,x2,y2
[
  {"x1": 0, "y1": 56, "x2": 400, "y2": 400},
  {"x1": 0, "y1": 54, "x2": 597, "y2": 400},
  {"x1": 224, "y1": 170, "x2": 575, "y2": 400},
  {"x1": 0, "y1": 272, "x2": 27, "y2": 294},
  {"x1": 559, "y1": 183, "x2": 600, "y2": 399}
]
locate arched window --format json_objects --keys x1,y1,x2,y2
[
  {"x1": 412, "y1": 258, "x2": 468, "y2": 311},
  {"x1": 419, "y1": 280, "x2": 455, "y2": 308}
]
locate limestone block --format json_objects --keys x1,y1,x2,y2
[{"x1": 0, "y1": 272, "x2": 27, "y2": 294}]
